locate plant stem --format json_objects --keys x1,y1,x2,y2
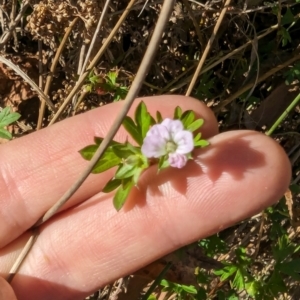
[{"x1": 266, "y1": 92, "x2": 300, "y2": 136}]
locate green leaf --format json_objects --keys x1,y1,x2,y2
[
  {"x1": 156, "y1": 111, "x2": 163, "y2": 123},
  {"x1": 181, "y1": 284, "x2": 197, "y2": 294},
  {"x1": 245, "y1": 280, "x2": 260, "y2": 297},
  {"x1": 193, "y1": 132, "x2": 201, "y2": 142},
  {"x1": 0, "y1": 107, "x2": 20, "y2": 128},
  {"x1": 123, "y1": 116, "x2": 143, "y2": 145},
  {"x1": 277, "y1": 259, "x2": 300, "y2": 280},
  {"x1": 112, "y1": 144, "x2": 136, "y2": 158},
  {"x1": 125, "y1": 154, "x2": 143, "y2": 167},
  {"x1": 125, "y1": 142, "x2": 141, "y2": 155},
  {"x1": 113, "y1": 179, "x2": 134, "y2": 210},
  {"x1": 94, "y1": 137, "x2": 120, "y2": 146},
  {"x1": 135, "y1": 101, "x2": 151, "y2": 140},
  {"x1": 214, "y1": 264, "x2": 237, "y2": 281},
  {"x1": 132, "y1": 167, "x2": 143, "y2": 184},
  {"x1": 281, "y1": 7, "x2": 294, "y2": 25},
  {"x1": 0, "y1": 128, "x2": 12, "y2": 139},
  {"x1": 158, "y1": 156, "x2": 169, "y2": 171},
  {"x1": 174, "y1": 106, "x2": 182, "y2": 119},
  {"x1": 79, "y1": 144, "x2": 99, "y2": 160},
  {"x1": 115, "y1": 163, "x2": 136, "y2": 179},
  {"x1": 107, "y1": 71, "x2": 117, "y2": 86},
  {"x1": 187, "y1": 119, "x2": 204, "y2": 132},
  {"x1": 199, "y1": 235, "x2": 228, "y2": 257},
  {"x1": 102, "y1": 178, "x2": 122, "y2": 193},
  {"x1": 235, "y1": 247, "x2": 252, "y2": 265},
  {"x1": 92, "y1": 150, "x2": 121, "y2": 173},
  {"x1": 160, "y1": 279, "x2": 173, "y2": 288},
  {"x1": 232, "y1": 268, "x2": 245, "y2": 291},
  {"x1": 194, "y1": 139, "x2": 209, "y2": 147},
  {"x1": 180, "y1": 110, "x2": 195, "y2": 129},
  {"x1": 94, "y1": 137, "x2": 103, "y2": 145}
]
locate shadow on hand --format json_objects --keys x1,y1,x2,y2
[
  {"x1": 197, "y1": 131, "x2": 266, "y2": 181},
  {"x1": 124, "y1": 131, "x2": 266, "y2": 211}
]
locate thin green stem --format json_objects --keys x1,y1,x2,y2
[
  {"x1": 141, "y1": 262, "x2": 172, "y2": 300},
  {"x1": 266, "y1": 92, "x2": 300, "y2": 136}
]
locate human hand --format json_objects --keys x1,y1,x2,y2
[{"x1": 0, "y1": 96, "x2": 291, "y2": 300}]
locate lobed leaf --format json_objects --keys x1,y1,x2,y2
[
  {"x1": 91, "y1": 150, "x2": 121, "y2": 173},
  {"x1": 194, "y1": 139, "x2": 209, "y2": 147},
  {"x1": 113, "y1": 179, "x2": 134, "y2": 211},
  {"x1": 102, "y1": 178, "x2": 122, "y2": 193},
  {"x1": 112, "y1": 143, "x2": 136, "y2": 158},
  {"x1": 173, "y1": 106, "x2": 182, "y2": 119},
  {"x1": 115, "y1": 163, "x2": 136, "y2": 179},
  {"x1": 156, "y1": 111, "x2": 163, "y2": 123},
  {"x1": 0, "y1": 128, "x2": 12, "y2": 140},
  {"x1": 232, "y1": 269, "x2": 245, "y2": 291},
  {"x1": 135, "y1": 101, "x2": 152, "y2": 140},
  {"x1": 0, "y1": 107, "x2": 21, "y2": 128},
  {"x1": 132, "y1": 167, "x2": 143, "y2": 184},
  {"x1": 193, "y1": 132, "x2": 201, "y2": 142},
  {"x1": 94, "y1": 137, "x2": 120, "y2": 146},
  {"x1": 123, "y1": 116, "x2": 143, "y2": 145},
  {"x1": 187, "y1": 118, "x2": 204, "y2": 132},
  {"x1": 180, "y1": 110, "x2": 195, "y2": 129},
  {"x1": 79, "y1": 144, "x2": 99, "y2": 160},
  {"x1": 277, "y1": 259, "x2": 300, "y2": 281}
]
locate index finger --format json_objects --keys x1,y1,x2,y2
[{"x1": 0, "y1": 95, "x2": 218, "y2": 248}]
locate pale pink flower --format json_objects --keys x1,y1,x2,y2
[{"x1": 141, "y1": 118, "x2": 194, "y2": 168}]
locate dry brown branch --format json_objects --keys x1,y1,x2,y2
[
  {"x1": 185, "y1": 0, "x2": 232, "y2": 96},
  {"x1": 36, "y1": 17, "x2": 79, "y2": 129}
]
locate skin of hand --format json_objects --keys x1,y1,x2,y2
[{"x1": 0, "y1": 95, "x2": 291, "y2": 300}]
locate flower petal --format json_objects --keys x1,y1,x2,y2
[
  {"x1": 173, "y1": 130, "x2": 194, "y2": 154},
  {"x1": 141, "y1": 124, "x2": 169, "y2": 158},
  {"x1": 161, "y1": 119, "x2": 184, "y2": 139},
  {"x1": 168, "y1": 153, "x2": 188, "y2": 168}
]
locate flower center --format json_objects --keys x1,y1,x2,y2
[{"x1": 166, "y1": 141, "x2": 177, "y2": 153}]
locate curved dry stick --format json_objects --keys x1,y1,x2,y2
[
  {"x1": 37, "y1": 17, "x2": 79, "y2": 130},
  {"x1": 0, "y1": 56, "x2": 56, "y2": 111},
  {"x1": 6, "y1": 229, "x2": 39, "y2": 282},
  {"x1": 80, "y1": 0, "x2": 111, "y2": 76},
  {"x1": 71, "y1": 0, "x2": 111, "y2": 109},
  {"x1": 48, "y1": 0, "x2": 137, "y2": 125},
  {"x1": 213, "y1": 52, "x2": 300, "y2": 113},
  {"x1": 8, "y1": 0, "x2": 175, "y2": 282},
  {"x1": 185, "y1": 0, "x2": 232, "y2": 96}
]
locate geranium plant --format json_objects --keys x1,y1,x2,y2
[{"x1": 79, "y1": 102, "x2": 209, "y2": 211}]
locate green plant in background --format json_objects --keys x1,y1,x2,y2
[
  {"x1": 160, "y1": 279, "x2": 199, "y2": 300},
  {"x1": 272, "y1": 5, "x2": 295, "y2": 46},
  {"x1": 284, "y1": 62, "x2": 300, "y2": 85},
  {"x1": 143, "y1": 192, "x2": 300, "y2": 300},
  {"x1": 86, "y1": 69, "x2": 129, "y2": 101},
  {"x1": 194, "y1": 70, "x2": 215, "y2": 100},
  {"x1": 0, "y1": 107, "x2": 21, "y2": 140},
  {"x1": 199, "y1": 234, "x2": 228, "y2": 257}
]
